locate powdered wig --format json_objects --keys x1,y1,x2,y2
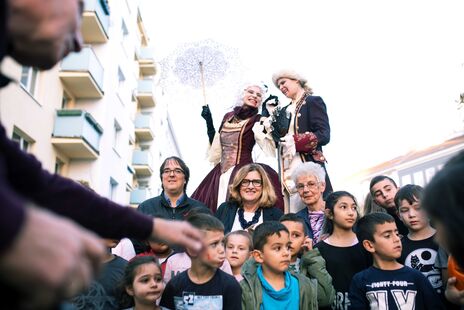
[
  {"x1": 234, "y1": 81, "x2": 267, "y2": 107},
  {"x1": 272, "y1": 69, "x2": 314, "y2": 95},
  {"x1": 229, "y1": 163, "x2": 277, "y2": 208},
  {"x1": 291, "y1": 162, "x2": 326, "y2": 184}
]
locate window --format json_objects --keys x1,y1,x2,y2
[
  {"x1": 55, "y1": 158, "x2": 65, "y2": 175},
  {"x1": 20, "y1": 66, "x2": 39, "y2": 95},
  {"x1": 413, "y1": 171, "x2": 425, "y2": 187},
  {"x1": 110, "y1": 177, "x2": 118, "y2": 201},
  {"x1": 12, "y1": 128, "x2": 33, "y2": 152},
  {"x1": 113, "y1": 120, "x2": 122, "y2": 154}
]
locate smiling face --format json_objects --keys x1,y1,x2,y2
[
  {"x1": 225, "y1": 234, "x2": 251, "y2": 269},
  {"x1": 242, "y1": 85, "x2": 264, "y2": 108},
  {"x1": 276, "y1": 77, "x2": 302, "y2": 100},
  {"x1": 331, "y1": 196, "x2": 358, "y2": 230},
  {"x1": 239, "y1": 170, "x2": 263, "y2": 205},
  {"x1": 126, "y1": 263, "x2": 164, "y2": 307},
  {"x1": 161, "y1": 159, "x2": 186, "y2": 196},
  {"x1": 371, "y1": 179, "x2": 398, "y2": 209},
  {"x1": 398, "y1": 198, "x2": 430, "y2": 233},
  {"x1": 295, "y1": 174, "x2": 325, "y2": 208},
  {"x1": 254, "y1": 231, "x2": 291, "y2": 274}
]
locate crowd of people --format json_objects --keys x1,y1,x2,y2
[{"x1": 1, "y1": 0, "x2": 464, "y2": 309}]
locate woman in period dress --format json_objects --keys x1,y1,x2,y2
[{"x1": 191, "y1": 82, "x2": 284, "y2": 213}]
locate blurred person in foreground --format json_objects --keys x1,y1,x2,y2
[{"x1": 0, "y1": 0, "x2": 202, "y2": 308}]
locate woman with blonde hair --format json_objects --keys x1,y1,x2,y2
[{"x1": 215, "y1": 163, "x2": 283, "y2": 233}]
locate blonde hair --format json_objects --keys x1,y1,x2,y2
[
  {"x1": 229, "y1": 163, "x2": 277, "y2": 208},
  {"x1": 224, "y1": 230, "x2": 253, "y2": 251}
]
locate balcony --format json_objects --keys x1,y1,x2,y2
[
  {"x1": 59, "y1": 47, "x2": 104, "y2": 99},
  {"x1": 81, "y1": 0, "x2": 110, "y2": 43},
  {"x1": 132, "y1": 150, "x2": 153, "y2": 177},
  {"x1": 134, "y1": 114, "x2": 154, "y2": 141},
  {"x1": 130, "y1": 188, "x2": 150, "y2": 205},
  {"x1": 136, "y1": 80, "x2": 156, "y2": 108},
  {"x1": 51, "y1": 110, "x2": 103, "y2": 159},
  {"x1": 138, "y1": 47, "x2": 156, "y2": 76}
]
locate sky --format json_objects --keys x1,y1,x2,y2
[{"x1": 141, "y1": 0, "x2": 464, "y2": 195}]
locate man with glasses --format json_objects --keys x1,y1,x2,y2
[
  {"x1": 292, "y1": 162, "x2": 327, "y2": 244},
  {"x1": 131, "y1": 156, "x2": 210, "y2": 252}
]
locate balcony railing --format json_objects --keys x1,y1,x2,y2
[
  {"x1": 138, "y1": 47, "x2": 156, "y2": 76},
  {"x1": 81, "y1": 0, "x2": 110, "y2": 43},
  {"x1": 136, "y1": 80, "x2": 156, "y2": 108},
  {"x1": 51, "y1": 109, "x2": 103, "y2": 159},
  {"x1": 132, "y1": 150, "x2": 153, "y2": 177},
  {"x1": 130, "y1": 188, "x2": 150, "y2": 205},
  {"x1": 59, "y1": 46, "x2": 104, "y2": 98},
  {"x1": 134, "y1": 114, "x2": 154, "y2": 141}
]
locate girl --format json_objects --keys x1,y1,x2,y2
[
  {"x1": 119, "y1": 255, "x2": 165, "y2": 310},
  {"x1": 314, "y1": 191, "x2": 372, "y2": 310},
  {"x1": 225, "y1": 230, "x2": 253, "y2": 281}
]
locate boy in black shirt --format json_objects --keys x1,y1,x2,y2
[
  {"x1": 349, "y1": 213, "x2": 444, "y2": 309},
  {"x1": 160, "y1": 214, "x2": 241, "y2": 310}
]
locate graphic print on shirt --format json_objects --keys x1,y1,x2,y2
[
  {"x1": 174, "y1": 292, "x2": 222, "y2": 310},
  {"x1": 404, "y1": 248, "x2": 442, "y2": 293},
  {"x1": 366, "y1": 281, "x2": 416, "y2": 310}
]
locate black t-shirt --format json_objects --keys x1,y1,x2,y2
[
  {"x1": 398, "y1": 235, "x2": 444, "y2": 295},
  {"x1": 315, "y1": 241, "x2": 372, "y2": 310},
  {"x1": 160, "y1": 269, "x2": 242, "y2": 310}
]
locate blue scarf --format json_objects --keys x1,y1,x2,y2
[{"x1": 257, "y1": 265, "x2": 299, "y2": 310}]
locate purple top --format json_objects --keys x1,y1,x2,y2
[{"x1": 0, "y1": 124, "x2": 153, "y2": 254}]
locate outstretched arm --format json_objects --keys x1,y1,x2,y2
[{"x1": 201, "y1": 105, "x2": 216, "y2": 144}]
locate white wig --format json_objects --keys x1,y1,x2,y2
[{"x1": 291, "y1": 162, "x2": 326, "y2": 183}]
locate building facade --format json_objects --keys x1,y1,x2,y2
[{"x1": 0, "y1": 0, "x2": 178, "y2": 207}]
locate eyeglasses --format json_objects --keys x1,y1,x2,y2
[
  {"x1": 162, "y1": 168, "x2": 184, "y2": 175},
  {"x1": 241, "y1": 179, "x2": 263, "y2": 187},
  {"x1": 296, "y1": 182, "x2": 319, "y2": 191}
]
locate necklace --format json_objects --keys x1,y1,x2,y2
[{"x1": 238, "y1": 207, "x2": 262, "y2": 229}]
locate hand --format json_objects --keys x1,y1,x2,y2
[
  {"x1": 445, "y1": 277, "x2": 464, "y2": 305},
  {"x1": 301, "y1": 236, "x2": 313, "y2": 252},
  {"x1": 201, "y1": 105, "x2": 212, "y2": 120},
  {"x1": 151, "y1": 218, "x2": 203, "y2": 256},
  {"x1": 0, "y1": 206, "x2": 105, "y2": 309},
  {"x1": 7, "y1": 0, "x2": 84, "y2": 69},
  {"x1": 280, "y1": 134, "x2": 296, "y2": 158}
]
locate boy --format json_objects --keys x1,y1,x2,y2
[
  {"x1": 349, "y1": 213, "x2": 444, "y2": 309},
  {"x1": 279, "y1": 213, "x2": 335, "y2": 307},
  {"x1": 240, "y1": 221, "x2": 333, "y2": 310},
  {"x1": 396, "y1": 185, "x2": 445, "y2": 295},
  {"x1": 160, "y1": 214, "x2": 241, "y2": 310},
  {"x1": 369, "y1": 175, "x2": 408, "y2": 235}
]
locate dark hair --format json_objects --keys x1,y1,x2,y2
[
  {"x1": 225, "y1": 230, "x2": 253, "y2": 251},
  {"x1": 253, "y1": 221, "x2": 289, "y2": 251},
  {"x1": 394, "y1": 184, "x2": 423, "y2": 209},
  {"x1": 159, "y1": 156, "x2": 190, "y2": 191},
  {"x1": 323, "y1": 191, "x2": 359, "y2": 235},
  {"x1": 423, "y1": 161, "x2": 464, "y2": 268},
  {"x1": 363, "y1": 192, "x2": 386, "y2": 215},
  {"x1": 356, "y1": 212, "x2": 395, "y2": 243},
  {"x1": 186, "y1": 213, "x2": 224, "y2": 232},
  {"x1": 118, "y1": 255, "x2": 161, "y2": 309},
  {"x1": 369, "y1": 175, "x2": 397, "y2": 195},
  {"x1": 279, "y1": 213, "x2": 308, "y2": 236}
]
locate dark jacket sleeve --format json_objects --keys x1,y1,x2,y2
[
  {"x1": 215, "y1": 202, "x2": 235, "y2": 233},
  {"x1": 0, "y1": 125, "x2": 153, "y2": 243},
  {"x1": 308, "y1": 96, "x2": 330, "y2": 146}
]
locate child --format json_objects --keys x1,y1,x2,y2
[
  {"x1": 395, "y1": 184, "x2": 446, "y2": 296},
  {"x1": 349, "y1": 212, "x2": 445, "y2": 309},
  {"x1": 160, "y1": 213, "x2": 242, "y2": 310},
  {"x1": 72, "y1": 238, "x2": 128, "y2": 309},
  {"x1": 313, "y1": 191, "x2": 372, "y2": 310},
  {"x1": 240, "y1": 221, "x2": 334, "y2": 310},
  {"x1": 279, "y1": 213, "x2": 335, "y2": 308},
  {"x1": 119, "y1": 255, "x2": 165, "y2": 310},
  {"x1": 225, "y1": 230, "x2": 253, "y2": 282}
]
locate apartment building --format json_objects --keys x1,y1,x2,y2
[{"x1": 0, "y1": 0, "x2": 178, "y2": 207}]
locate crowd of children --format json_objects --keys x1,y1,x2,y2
[{"x1": 65, "y1": 151, "x2": 464, "y2": 310}]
